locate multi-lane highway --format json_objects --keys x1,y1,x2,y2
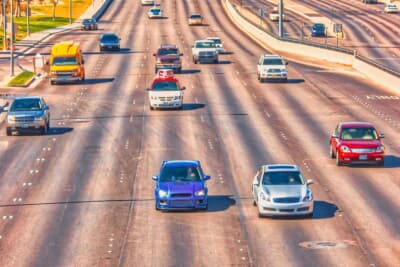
[{"x1": 0, "y1": 0, "x2": 399, "y2": 266}]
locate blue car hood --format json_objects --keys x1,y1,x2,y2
[{"x1": 159, "y1": 181, "x2": 204, "y2": 194}]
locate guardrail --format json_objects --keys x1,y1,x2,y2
[{"x1": 224, "y1": 0, "x2": 400, "y2": 92}]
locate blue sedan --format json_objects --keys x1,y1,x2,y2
[
  {"x1": 152, "y1": 160, "x2": 211, "y2": 210},
  {"x1": 311, "y1": 23, "x2": 326, "y2": 37}
]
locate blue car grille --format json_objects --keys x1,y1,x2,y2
[
  {"x1": 15, "y1": 116, "x2": 34, "y2": 122},
  {"x1": 273, "y1": 197, "x2": 300, "y2": 203},
  {"x1": 171, "y1": 193, "x2": 192, "y2": 198},
  {"x1": 170, "y1": 200, "x2": 193, "y2": 206}
]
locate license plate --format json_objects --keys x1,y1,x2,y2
[
  {"x1": 359, "y1": 155, "x2": 368, "y2": 160},
  {"x1": 20, "y1": 124, "x2": 29, "y2": 128}
]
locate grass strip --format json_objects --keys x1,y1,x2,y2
[{"x1": 7, "y1": 71, "x2": 35, "y2": 87}]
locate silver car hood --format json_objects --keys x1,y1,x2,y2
[
  {"x1": 263, "y1": 185, "x2": 306, "y2": 198},
  {"x1": 8, "y1": 110, "x2": 43, "y2": 117}
]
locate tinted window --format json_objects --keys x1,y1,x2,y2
[
  {"x1": 195, "y1": 42, "x2": 216, "y2": 48},
  {"x1": 10, "y1": 99, "x2": 42, "y2": 112},
  {"x1": 341, "y1": 128, "x2": 378, "y2": 140},
  {"x1": 101, "y1": 35, "x2": 118, "y2": 41},
  {"x1": 313, "y1": 24, "x2": 325, "y2": 30},
  {"x1": 83, "y1": 19, "x2": 95, "y2": 23},
  {"x1": 158, "y1": 49, "x2": 179, "y2": 55},
  {"x1": 52, "y1": 57, "x2": 78, "y2": 66},
  {"x1": 262, "y1": 58, "x2": 283, "y2": 65},
  {"x1": 190, "y1": 15, "x2": 202, "y2": 19},
  {"x1": 152, "y1": 81, "x2": 179, "y2": 91},
  {"x1": 262, "y1": 171, "x2": 304, "y2": 185},
  {"x1": 160, "y1": 166, "x2": 201, "y2": 182}
]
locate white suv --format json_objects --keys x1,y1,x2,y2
[{"x1": 257, "y1": 54, "x2": 288, "y2": 82}]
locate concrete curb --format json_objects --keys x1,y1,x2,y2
[{"x1": 223, "y1": 0, "x2": 400, "y2": 94}]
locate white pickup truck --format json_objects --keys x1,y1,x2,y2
[{"x1": 192, "y1": 40, "x2": 218, "y2": 64}]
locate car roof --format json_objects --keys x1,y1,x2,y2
[
  {"x1": 13, "y1": 96, "x2": 42, "y2": 101},
  {"x1": 206, "y1": 37, "x2": 220, "y2": 40},
  {"x1": 190, "y1": 14, "x2": 202, "y2": 16},
  {"x1": 262, "y1": 164, "x2": 300, "y2": 172},
  {"x1": 261, "y1": 54, "x2": 282, "y2": 59},
  {"x1": 163, "y1": 160, "x2": 200, "y2": 167},
  {"x1": 340, "y1": 122, "x2": 375, "y2": 128}
]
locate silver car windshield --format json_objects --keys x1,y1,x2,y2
[
  {"x1": 10, "y1": 99, "x2": 42, "y2": 112},
  {"x1": 160, "y1": 166, "x2": 201, "y2": 182},
  {"x1": 262, "y1": 171, "x2": 304, "y2": 185},
  {"x1": 341, "y1": 128, "x2": 378, "y2": 140}
]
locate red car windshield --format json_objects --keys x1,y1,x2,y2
[{"x1": 341, "y1": 128, "x2": 378, "y2": 140}]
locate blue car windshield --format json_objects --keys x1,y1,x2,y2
[
  {"x1": 10, "y1": 99, "x2": 42, "y2": 112},
  {"x1": 262, "y1": 171, "x2": 304, "y2": 185},
  {"x1": 160, "y1": 166, "x2": 201, "y2": 182},
  {"x1": 152, "y1": 81, "x2": 179, "y2": 91},
  {"x1": 313, "y1": 24, "x2": 325, "y2": 30}
]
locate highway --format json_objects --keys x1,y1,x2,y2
[{"x1": 0, "y1": 0, "x2": 399, "y2": 266}]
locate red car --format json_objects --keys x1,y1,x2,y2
[{"x1": 330, "y1": 122, "x2": 385, "y2": 166}]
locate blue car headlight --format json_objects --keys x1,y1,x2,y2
[
  {"x1": 195, "y1": 189, "x2": 205, "y2": 196},
  {"x1": 158, "y1": 190, "x2": 168, "y2": 197}
]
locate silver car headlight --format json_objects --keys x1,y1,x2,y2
[
  {"x1": 195, "y1": 189, "x2": 205, "y2": 196},
  {"x1": 303, "y1": 189, "x2": 313, "y2": 202},
  {"x1": 340, "y1": 145, "x2": 351, "y2": 152},
  {"x1": 260, "y1": 192, "x2": 270, "y2": 202},
  {"x1": 158, "y1": 190, "x2": 168, "y2": 197}
]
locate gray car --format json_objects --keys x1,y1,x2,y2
[
  {"x1": 5, "y1": 96, "x2": 50, "y2": 135},
  {"x1": 252, "y1": 164, "x2": 314, "y2": 217},
  {"x1": 99, "y1": 33, "x2": 121, "y2": 51}
]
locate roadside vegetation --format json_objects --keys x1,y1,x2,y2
[
  {"x1": 7, "y1": 70, "x2": 35, "y2": 87},
  {"x1": 0, "y1": 0, "x2": 92, "y2": 49}
]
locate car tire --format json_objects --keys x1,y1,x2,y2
[
  {"x1": 253, "y1": 199, "x2": 257, "y2": 206},
  {"x1": 336, "y1": 156, "x2": 342, "y2": 166},
  {"x1": 41, "y1": 125, "x2": 48, "y2": 135},
  {"x1": 304, "y1": 211, "x2": 314, "y2": 218},
  {"x1": 50, "y1": 81, "x2": 55, "y2": 85},
  {"x1": 150, "y1": 105, "x2": 154, "y2": 110},
  {"x1": 329, "y1": 145, "x2": 336, "y2": 158},
  {"x1": 260, "y1": 78, "x2": 265, "y2": 83},
  {"x1": 6, "y1": 128, "x2": 12, "y2": 136},
  {"x1": 176, "y1": 68, "x2": 182, "y2": 74},
  {"x1": 214, "y1": 59, "x2": 218, "y2": 64},
  {"x1": 99, "y1": 47, "x2": 103, "y2": 52},
  {"x1": 155, "y1": 202, "x2": 160, "y2": 210},
  {"x1": 155, "y1": 68, "x2": 158, "y2": 74}
]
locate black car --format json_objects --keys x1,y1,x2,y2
[
  {"x1": 81, "y1": 18, "x2": 98, "y2": 30},
  {"x1": 99, "y1": 33, "x2": 121, "y2": 51},
  {"x1": 311, "y1": 23, "x2": 326, "y2": 37}
]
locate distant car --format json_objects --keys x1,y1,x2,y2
[
  {"x1": 81, "y1": 18, "x2": 98, "y2": 30},
  {"x1": 252, "y1": 164, "x2": 314, "y2": 218},
  {"x1": 311, "y1": 23, "x2": 326, "y2": 37},
  {"x1": 269, "y1": 7, "x2": 284, "y2": 21},
  {"x1": 384, "y1": 3, "x2": 398, "y2": 13},
  {"x1": 141, "y1": 0, "x2": 154, "y2": 5},
  {"x1": 99, "y1": 33, "x2": 120, "y2": 51},
  {"x1": 188, "y1": 14, "x2": 203, "y2": 25},
  {"x1": 206, "y1": 37, "x2": 224, "y2": 54},
  {"x1": 152, "y1": 160, "x2": 211, "y2": 210},
  {"x1": 330, "y1": 122, "x2": 385, "y2": 166},
  {"x1": 257, "y1": 54, "x2": 288, "y2": 82},
  {"x1": 153, "y1": 44, "x2": 183, "y2": 73},
  {"x1": 6, "y1": 96, "x2": 50, "y2": 136},
  {"x1": 147, "y1": 69, "x2": 186, "y2": 110},
  {"x1": 147, "y1": 6, "x2": 163, "y2": 18}
]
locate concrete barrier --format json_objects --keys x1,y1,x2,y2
[{"x1": 223, "y1": 0, "x2": 400, "y2": 93}]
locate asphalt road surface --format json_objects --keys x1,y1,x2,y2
[{"x1": 0, "y1": 0, "x2": 399, "y2": 266}]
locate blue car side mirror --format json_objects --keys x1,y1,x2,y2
[
  {"x1": 152, "y1": 175, "x2": 158, "y2": 181},
  {"x1": 203, "y1": 175, "x2": 211, "y2": 180}
]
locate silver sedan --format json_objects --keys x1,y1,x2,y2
[{"x1": 252, "y1": 164, "x2": 314, "y2": 217}]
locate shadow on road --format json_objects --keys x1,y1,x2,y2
[
  {"x1": 286, "y1": 79, "x2": 305, "y2": 84},
  {"x1": 48, "y1": 127, "x2": 73, "y2": 135},
  {"x1": 312, "y1": 200, "x2": 338, "y2": 219},
  {"x1": 83, "y1": 77, "x2": 115, "y2": 84},
  {"x1": 182, "y1": 103, "x2": 205, "y2": 110},
  {"x1": 206, "y1": 195, "x2": 236, "y2": 212},
  {"x1": 180, "y1": 69, "x2": 201, "y2": 74}
]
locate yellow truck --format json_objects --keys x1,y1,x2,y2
[{"x1": 48, "y1": 41, "x2": 85, "y2": 85}]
